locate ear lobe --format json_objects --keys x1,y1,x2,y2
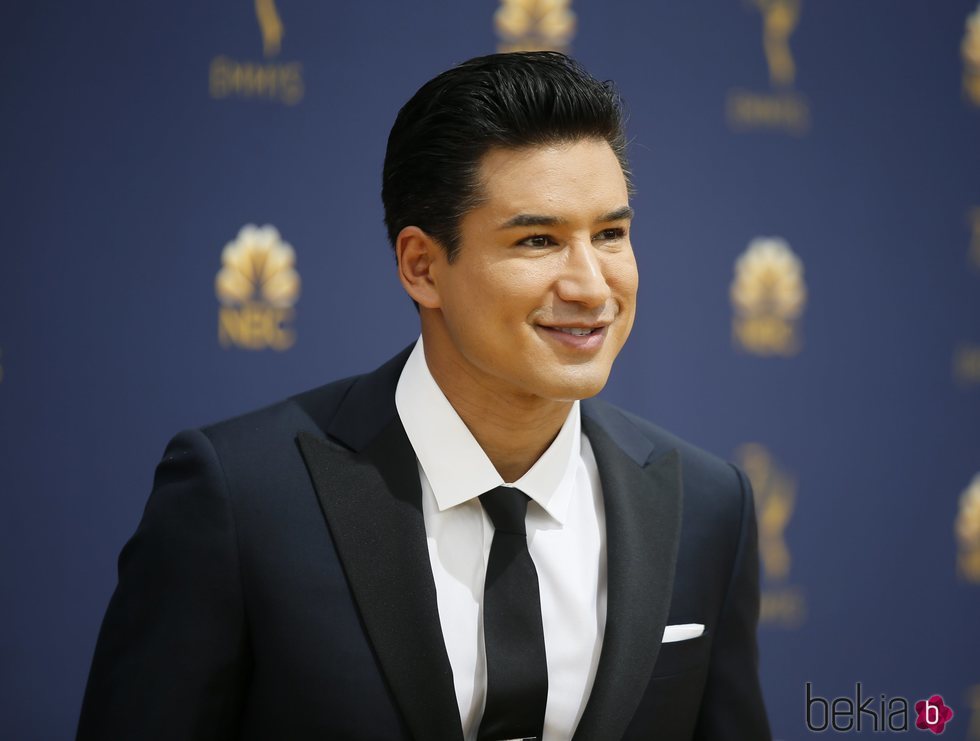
[{"x1": 395, "y1": 226, "x2": 442, "y2": 309}]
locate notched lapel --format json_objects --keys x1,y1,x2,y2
[
  {"x1": 297, "y1": 418, "x2": 464, "y2": 741},
  {"x1": 574, "y1": 414, "x2": 683, "y2": 741}
]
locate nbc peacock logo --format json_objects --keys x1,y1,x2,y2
[
  {"x1": 955, "y1": 473, "x2": 980, "y2": 583},
  {"x1": 495, "y1": 0, "x2": 576, "y2": 53},
  {"x1": 216, "y1": 225, "x2": 300, "y2": 351},
  {"x1": 730, "y1": 236, "x2": 807, "y2": 356}
]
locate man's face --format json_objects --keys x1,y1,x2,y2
[{"x1": 426, "y1": 138, "x2": 638, "y2": 403}]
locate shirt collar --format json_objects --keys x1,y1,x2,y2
[{"x1": 395, "y1": 337, "x2": 580, "y2": 525}]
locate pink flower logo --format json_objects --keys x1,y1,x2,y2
[{"x1": 915, "y1": 695, "x2": 953, "y2": 734}]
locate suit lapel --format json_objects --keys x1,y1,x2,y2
[
  {"x1": 296, "y1": 347, "x2": 464, "y2": 741},
  {"x1": 296, "y1": 348, "x2": 682, "y2": 740},
  {"x1": 573, "y1": 403, "x2": 684, "y2": 740}
]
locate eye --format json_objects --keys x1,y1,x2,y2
[
  {"x1": 593, "y1": 227, "x2": 626, "y2": 242},
  {"x1": 517, "y1": 234, "x2": 558, "y2": 248}
]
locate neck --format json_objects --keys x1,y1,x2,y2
[{"x1": 421, "y1": 328, "x2": 573, "y2": 483}]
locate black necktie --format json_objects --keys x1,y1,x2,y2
[{"x1": 477, "y1": 486, "x2": 548, "y2": 741}]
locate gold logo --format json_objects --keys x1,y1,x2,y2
[
  {"x1": 209, "y1": 0, "x2": 304, "y2": 106},
  {"x1": 965, "y1": 685, "x2": 980, "y2": 740},
  {"x1": 963, "y1": 4, "x2": 980, "y2": 106},
  {"x1": 756, "y1": 0, "x2": 800, "y2": 87},
  {"x1": 956, "y1": 473, "x2": 980, "y2": 582},
  {"x1": 727, "y1": 0, "x2": 810, "y2": 135},
  {"x1": 734, "y1": 443, "x2": 806, "y2": 628},
  {"x1": 954, "y1": 344, "x2": 980, "y2": 386},
  {"x1": 216, "y1": 225, "x2": 300, "y2": 351},
  {"x1": 495, "y1": 0, "x2": 576, "y2": 53},
  {"x1": 256, "y1": 0, "x2": 284, "y2": 58},
  {"x1": 731, "y1": 237, "x2": 806, "y2": 356}
]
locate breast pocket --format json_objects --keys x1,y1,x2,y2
[{"x1": 651, "y1": 629, "x2": 711, "y2": 678}]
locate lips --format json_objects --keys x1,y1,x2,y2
[{"x1": 536, "y1": 323, "x2": 609, "y2": 351}]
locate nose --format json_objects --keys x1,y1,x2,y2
[{"x1": 555, "y1": 239, "x2": 613, "y2": 309}]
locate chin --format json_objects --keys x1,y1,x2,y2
[{"x1": 531, "y1": 367, "x2": 612, "y2": 402}]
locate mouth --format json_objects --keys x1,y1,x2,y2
[{"x1": 535, "y1": 323, "x2": 609, "y2": 351}]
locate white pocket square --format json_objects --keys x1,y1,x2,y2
[{"x1": 662, "y1": 623, "x2": 704, "y2": 643}]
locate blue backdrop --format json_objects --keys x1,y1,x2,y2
[{"x1": 2, "y1": 1, "x2": 979, "y2": 738}]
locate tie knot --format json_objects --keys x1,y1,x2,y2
[{"x1": 479, "y1": 486, "x2": 529, "y2": 535}]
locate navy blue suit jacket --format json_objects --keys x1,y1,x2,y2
[{"x1": 78, "y1": 346, "x2": 771, "y2": 740}]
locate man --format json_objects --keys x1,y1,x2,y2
[{"x1": 78, "y1": 52, "x2": 771, "y2": 740}]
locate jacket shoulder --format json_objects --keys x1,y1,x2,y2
[
  {"x1": 586, "y1": 397, "x2": 741, "y2": 489},
  {"x1": 199, "y1": 344, "x2": 413, "y2": 450},
  {"x1": 198, "y1": 373, "x2": 359, "y2": 446}
]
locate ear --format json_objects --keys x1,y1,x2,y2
[{"x1": 395, "y1": 226, "x2": 444, "y2": 309}]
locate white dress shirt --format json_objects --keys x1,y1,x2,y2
[{"x1": 395, "y1": 337, "x2": 608, "y2": 741}]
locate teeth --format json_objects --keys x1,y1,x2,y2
[{"x1": 557, "y1": 327, "x2": 593, "y2": 336}]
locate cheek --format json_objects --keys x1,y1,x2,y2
[
  {"x1": 606, "y1": 253, "x2": 639, "y2": 302},
  {"x1": 604, "y1": 256, "x2": 639, "y2": 346},
  {"x1": 440, "y1": 264, "x2": 535, "y2": 339},
  {"x1": 481, "y1": 262, "x2": 551, "y2": 314}
]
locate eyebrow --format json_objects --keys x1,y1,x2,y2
[{"x1": 498, "y1": 205, "x2": 634, "y2": 230}]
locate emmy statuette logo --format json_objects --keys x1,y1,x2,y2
[
  {"x1": 730, "y1": 236, "x2": 807, "y2": 356},
  {"x1": 216, "y1": 225, "x2": 300, "y2": 351},
  {"x1": 727, "y1": 0, "x2": 810, "y2": 135},
  {"x1": 495, "y1": 0, "x2": 576, "y2": 53},
  {"x1": 756, "y1": 0, "x2": 799, "y2": 88},
  {"x1": 956, "y1": 473, "x2": 980, "y2": 583},
  {"x1": 210, "y1": 0, "x2": 304, "y2": 106},
  {"x1": 734, "y1": 443, "x2": 806, "y2": 628},
  {"x1": 963, "y1": 4, "x2": 980, "y2": 107},
  {"x1": 255, "y1": 0, "x2": 284, "y2": 58}
]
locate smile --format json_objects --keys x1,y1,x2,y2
[{"x1": 536, "y1": 324, "x2": 609, "y2": 351}]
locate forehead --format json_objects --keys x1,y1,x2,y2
[{"x1": 474, "y1": 139, "x2": 629, "y2": 218}]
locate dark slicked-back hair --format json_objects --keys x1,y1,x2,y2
[{"x1": 382, "y1": 51, "x2": 630, "y2": 262}]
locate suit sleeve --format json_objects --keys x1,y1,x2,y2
[
  {"x1": 77, "y1": 429, "x2": 250, "y2": 741},
  {"x1": 692, "y1": 464, "x2": 772, "y2": 741}
]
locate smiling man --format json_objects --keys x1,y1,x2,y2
[{"x1": 78, "y1": 53, "x2": 771, "y2": 741}]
